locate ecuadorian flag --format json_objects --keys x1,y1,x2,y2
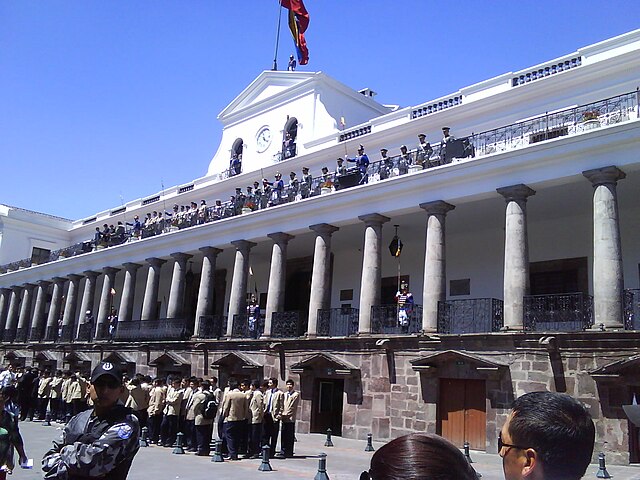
[{"x1": 281, "y1": 0, "x2": 309, "y2": 65}]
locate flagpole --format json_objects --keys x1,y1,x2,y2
[{"x1": 272, "y1": 0, "x2": 283, "y2": 71}]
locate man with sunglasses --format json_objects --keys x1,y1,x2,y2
[
  {"x1": 42, "y1": 362, "x2": 140, "y2": 479},
  {"x1": 500, "y1": 391, "x2": 595, "y2": 480}
]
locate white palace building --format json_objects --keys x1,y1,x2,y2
[{"x1": 1, "y1": 29, "x2": 640, "y2": 462}]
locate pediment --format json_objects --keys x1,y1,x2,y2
[
  {"x1": 590, "y1": 354, "x2": 640, "y2": 379},
  {"x1": 63, "y1": 351, "x2": 90, "y2": 362},
  {"x1": 290, "y1": 353, "x2": 358, "y2": 376},
  {"x1": 219, "y1": 71, "x2": 317, "y2": 120},
  {"x1": 34, "y1": 351, "x2": 56, "y2": 361},
  {"x1": 103, "y1": 351, "x2": 134, "y2": 364},
  {"x1": 4, "y1": 350, "x2": 24, "y2": 360},
  {"x1": 211, "y1": 352, "x2": 262, "y2": 370},
  {"x1": 148, "y1": 351, "x2": 189, "y2": 367},
  {"x1": 410, "y1": 350, "x2": 508, "y2": 372}
]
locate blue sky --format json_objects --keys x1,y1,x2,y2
[{"x1": 1, "y1": 1, "x2": 637, "y2": 220}]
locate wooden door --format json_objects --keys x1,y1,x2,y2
[
  {"x1": 310, "y1": 378, "x2": 344, "y2": 435},
  {"x1": 437, "y1": 378, "x2": 486, "y2": 450}
]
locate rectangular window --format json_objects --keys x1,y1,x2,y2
[
  {"x1": 31, "y1": 247, "x2": 51, "y2": 265},
  {"x1": 339, "y1": 289, "x2": 353, "y2": 301}
]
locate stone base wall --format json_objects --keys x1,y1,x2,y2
[{"x1": 4, "y1": 331, "x2": 639, "y2": 465}]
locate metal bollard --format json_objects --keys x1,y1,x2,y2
[
  {"x1": 139, "y1": 427, "x2": 149, "y2": 447},
  {"x1": 365, "y1": 433, "x2": 375, "y2": 452},
  {"x1": 314, "y1": 452, "x2": 330, "y2": 480},
  {"x1": 172, "y1": 432, "x2": 185, "y2": 454},
  {"x1": 596, "y1": 452, "x2": 612, "y2": 479},
  {"x1": 464, "y1": 442, "x2": 473, "y2": 463},
  {"x1": 324, "y1": 428, "x2": 334, "y2": 447},
  {"x1": 211, "y1": 439, "x2": 224, "y2": 463},
  {"x1": 43, "y1": 411, "x2": 51, "y2": 427},
  {"x1": 258, "y1": 445, "x2": 273, "y2": 472}
]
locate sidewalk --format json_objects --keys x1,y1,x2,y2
[{"x1": 15, "y1": 420, "x2": 640, "y2": 480}]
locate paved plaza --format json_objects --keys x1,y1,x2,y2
[{"x1": 12, "y1": 420, "x2": 640, "y2": 480}]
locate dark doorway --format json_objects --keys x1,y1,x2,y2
[
  {"x1": 380, "y1": 275, "x2": 410, "y2": 305},
  {"x1": 284, "y1": 117, "x2": 298, "y2": 142},
  {"x1": 310, "y1": 378, "x2": 344, "y2": 435},
  {"x1": 284, "y1": 257, "x2": 313, "y2": 333},
  {"x1": 437, "y1": 378, "x2": 486, "y2": 450},
  {"x1": 231, "y1": 138, "x2": 243, "y2": 158},
  {"x1": 213, "y1": 269, "x2": 227, "y2": 317},
  {"x1": 530, "y1": 257, "x2": 588, "y2": 295}
]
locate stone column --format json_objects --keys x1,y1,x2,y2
[
  {"x1": 141, "y1": 258, "x2": 167, "y2": 321},
  {"x1": 96, "y1": 267, "x2": 120, "y2": 340},
  {"x1": 226, "y1": 240, "x2": 256, "y2": 337},
  {"x1": 497, "y1": 184, "x2": 536, "y2": 330},
  {"x1": 78, "y1": 271, "x2": 100, "y2": 328},
  {"x1": 583, "y1": 166, "x2": 626, "y2": 329},
  {"x1": 194, "y1": 247, "x2": 223, "y2": 337},
  {"x1": 29, "y1": 280, "x2": 51, "y2": 341},
  {"x1": 307, "y1": 224, "x2": 339, "y2": 337},
  {"x1": 263, "y1": 233, "x2": 295, "y2": 337},
  {"x1": 167, "y1": 253, "x2": 193, "y2": 319},
  {"x1": 0, "y1": 288, "x2": 10, "y2": 334},
  {"x1": 420, "y1": 201, "x2": 456, "y2": 332},
  {"x1": 15, "y1": 284, "x2": 35, "y2": 342},
  {"x1": 357, "y1": 213, "x2": 390, "y2": 334},
  {"x1": 45, "y1": 277, "x2": 65, "y2": 341},
  {"x1": 119, "y1": 263, "x2": 142, "y2": 322},
  {"x1": 3, "y1": 287, "x2": 21, "y2": 342},
  {"x1": 61, "y1": 274, "x2": 82, "y2": 341}
]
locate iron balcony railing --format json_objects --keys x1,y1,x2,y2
[
  {"x1": 1, "y1": 90, "x2": 637, "y2": 275},
  {"x1": 231, "y1": 314, "x2": 264, "y2": 339},
  {"x1": 317, "y1": 307, "x2": 359, "y2": 337},
  {"x1": 624, "y1": 289, "x2": 640, "y2": 331},
  {"x1": 114, "y1": 318, "x2": 192, "y2": 342},
  {"x1": 28, "y1": 326, "x2": 44, "y2": 342},
  {"x1": 437, "y1": 298, "x2": 504, "y2": 334},
  {"x1": 271, "y1": 311, "x2": 307, "y2": 338},
  {"x1": 371, "y1": 304, "x2": 422, "y2": 335},
  {"x1": 76, "y1": 322, "x2": 94, "y2": 342},
  {"x1": 196, "y1": 315, "x2": 228, "y2": 339},
  {"x1": 523, "y1": 293, "x2": 594, "y2": 332}
]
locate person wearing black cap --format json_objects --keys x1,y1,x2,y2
[
  {"x1": 345, "y1": 144, "x2": 370, "y2": 184},
  {"x1": 377, "y1": 148, "x2": 393, "y2": 180},
  {"x1": 42, "y1": 362, "x2": 140, "y2": 480},
  {"x1": 300, "y1": 167, "x2": 312, "y2": 198},
  {"x1": 416, "y1": 134, "x2": 434, "y2": 168}
]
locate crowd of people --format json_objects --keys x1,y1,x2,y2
[{"x1": 0, "y1": 361, "x2": 600, "y2": 480}]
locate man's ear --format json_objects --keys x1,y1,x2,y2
[{"x1": 522, "y1": 448, "x2": 541, "y2": 478}]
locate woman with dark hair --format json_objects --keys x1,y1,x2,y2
[
  {"x1": 0, "y1": 386, "x2": 28, "y2": 478},
  {"x1": 361, "y1": 433, "x2": 477, "y2": 480}
]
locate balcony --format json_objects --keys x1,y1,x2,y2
[
  {"x1": 371, "y1": 304, "x2": 422, "y2": 335},
  {"x1": 230, "y1": 314, "x2": 264, "y2": 339},
  {"x1": 114, "y1": 318, "x2": 192, "y2": 342},
  {"x1": 523, "y1": 293, "x2": 593, "y2": 332},
  {"x1": 317, "y1": 307, "x2": 359, "y2": 337},
  {"x1": 196, "y1": 315, "x2": 227, "y2": 339},
  {"x1": 438, "y1": 298, "x2": 504, "y2": 334},
  {"x1": 624, "y1": 289, "x2": 640, "y2": 330},
  {"x1": 271, "y1": 311, "x2": 307, "y2": 338}
]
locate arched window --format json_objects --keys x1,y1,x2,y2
[
  {"x1": 230, "y1": 138, "x2": 243, "y2": 176},
  {"x1": 283, "y1": 118, "x2": 298, "y2": 159}
]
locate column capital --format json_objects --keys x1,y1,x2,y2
[
  {"x1": 170, "y1": 252, "x2": 194, "y2": 265},
  {"x1": 102, "y1": 266, "x2": 120, "y2": 276},
  {"x1": 358, "y1": 213, "x2": 391, "y2": 226},
  {"x1": 231, "y1": 240, "x2": 257, "y2": 252},
  {"x1": 199, "y1": 246, "x2": 223, "y2": 257},
  {"x1": 82, "y1": 270, "x2": 100, "y2": 279},
  {"x1": 419, "y1": 200, "x2": 456, "y2": 215},
  {"x1": 267, "y1": 232, "x2": 295, "y2": 245},
  {"x1": 10, "y1": 286, "x2": 21, "y2": 293},
  {"x1": 52, "y1": 276, "x2": 67, "y2": 285},
  {"x1": 37, "y1": 280, "x2": 51, "y2": 288},
  {"x1": 145, "y1": 257, "x2": 167, "y2": 268},
  {"x1": 583, "y1": 165, "x2": 626, "y2": 186},
  {"x1": 122, "y1": 262, "x2": 142, "y2": 272},
  {"x1": 21, "y1": 283, "x2": 36, "y2": 290},
  {"x1": 309, "y1": 223, "x2": 339, "y2": 236},
  {"x1": 497, "y1": 184, "x2": 536, "y2": 202},
  {"x1": 67, "y1": 274, "x2": 83, "y2": 282}
]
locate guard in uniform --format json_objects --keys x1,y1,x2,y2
[{"x1": 42, "y1": 362, "x2": 140, "y2": 480}]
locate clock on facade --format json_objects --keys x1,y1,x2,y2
[{"x1": 256, "y1": 126, "x2": 272, "y2": 153}]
